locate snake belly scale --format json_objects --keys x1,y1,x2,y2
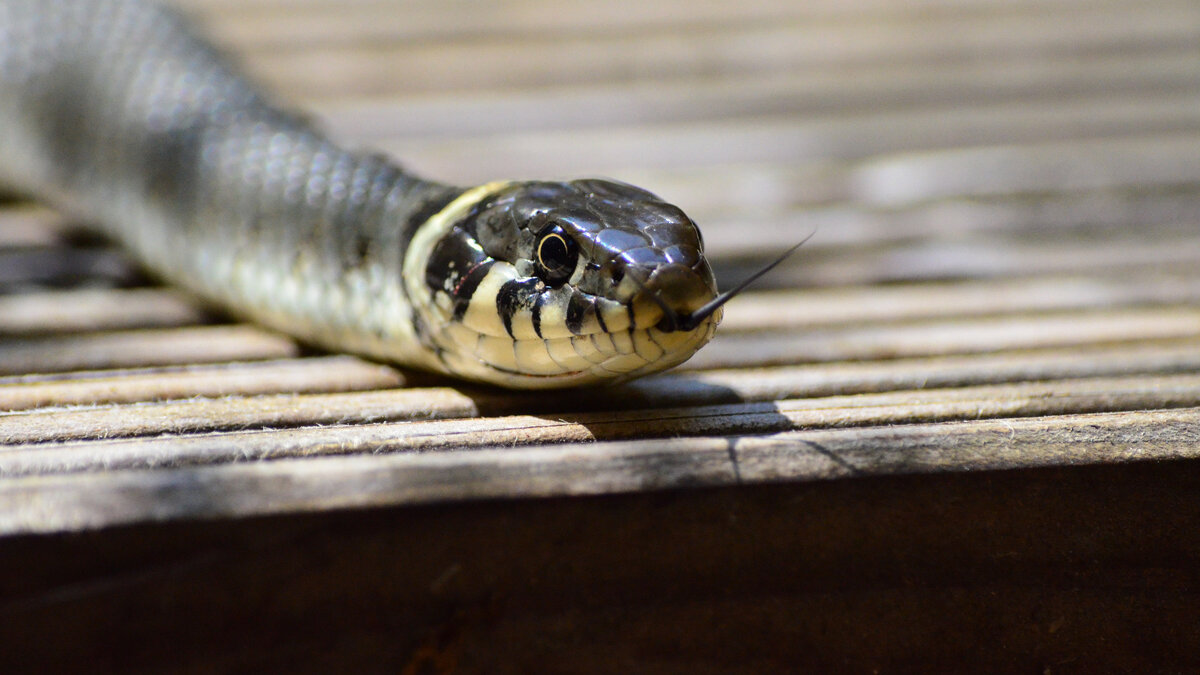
[{"x1": 0, "y1": 0, "x2": 721, "y2": 388}]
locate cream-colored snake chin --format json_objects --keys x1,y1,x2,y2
[{"x1": 0, "y1": 0, "x2": 726, "y2": 388}]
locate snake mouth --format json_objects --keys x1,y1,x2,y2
[{"x1": 645, "y1": 237, "x2": 811, "y2": 333}]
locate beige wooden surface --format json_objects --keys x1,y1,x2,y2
[
  {"x1": 2, "y1": 1, "x2": 1200, "y2": 670},
  {"x1": 3, "y1": 0, "x2": 1200, "y2": 533}
]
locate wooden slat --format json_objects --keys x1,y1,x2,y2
[
  {"x1": 5, "y1": 374, "x2": 1199, "y2": 476},
  {"x1": 0, "y1": 289, "x2": 206, "y2": 335},
  {"x1": 378, "y1": 99, "x2": 1200, "y2": 181},
  {"x1": 2, "y1": 407, "x2": 1197, "y2": 534},
  {"x1": 729, "y1": 235, "x2": 1200, "y2": 287},
  {"x1": 187, "y1": 0, "x2": 1185, "y2": 49},
  {"x1": 718, "y1": 276, "x2": 1200, "y2": 330},
  {"x1": 689, "y1": 306, "x2": 1200, "y2": 369},
  {"x1": 235, "y1": 5, "x2": 1200, "y2": 96},
  {"x1": 312, "y1": 51, "x2": 1200, "y2": 140},
  {"x1": 0, "y1": 326, "x2": 300, "y2": 375},
  {"x1": 0, "y1": 356, "x2": 402, "y2": 411}
]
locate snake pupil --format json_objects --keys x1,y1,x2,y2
[{"x1": 535, "y1": 223, "x2": 578, "y2": 287}]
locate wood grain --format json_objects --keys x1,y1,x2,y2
[{"x1": 2, "y1": 407, "x2": 1197, "y2": 534}]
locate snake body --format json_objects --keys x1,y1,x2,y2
[{"x1": 0, "y1": 0, "x2": 720, "y2": 388}]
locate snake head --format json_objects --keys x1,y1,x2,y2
[{"x1": 408, "y1": 178, "x2": 721, "y2": 388}]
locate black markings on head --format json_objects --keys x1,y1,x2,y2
[
  {"x1": 425, "y1": 226, "x2": 495, "y2": 320},
  {"x1": 496, "y1": 278, "x2": 544, "y2": 338},
  {"x1": 451, "y1": 261, "x2": 495, "y2": 321},
  {"x1": 565, "y1": 291, "x2": 593, "y2": 335},
  {"x1": 594, "y1": 303, "x2": 608, "y2": 334},
  {"x1": 532, "y1": 293, "x2": 547, "y2": 338}
]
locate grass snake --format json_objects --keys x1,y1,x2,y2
[{"x1": 0, "y1": 0, "x2": 756, "y2": 388}]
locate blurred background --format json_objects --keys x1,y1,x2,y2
[{"x1": 180, "y1": 0, "x2": 1200, "y2": 294}]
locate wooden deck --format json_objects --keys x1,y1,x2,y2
[{"x1": 3, "y1": 0, "x2": 1200, "y2": 671}]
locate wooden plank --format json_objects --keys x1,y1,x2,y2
[
  {"x1": 722, "y1": 236, "x2": 1200, "y2": 287},
  {"x1": 619, "y1": 339, "x2": 1200, "y2": 403},
  {"x1": 688, "y1": 306, "x2": 1200, "y2": 369},
  {"x1": 6, "y1": 375, "x2": 1200, "y2": 475},
  {"x1": 0, "y1": 387, "x2": 480, "y2": 445},
  {"x1": 857, "y1": 135, "x2": 1200, "y2": 205},
  {"x1": 0, "y1": 289, "x2": 206, "y2": 336},
  {"x1": 235, "y1": 6, "x2": 1200, "y2": 96},
  {"x1": 0, "y1": 356, "x2": 403, "y2": 411},
  {"x1": 718, "y1": 276, "x2": 1200, "y2": 331},
  {"x1": 1, "y1": 406, "x2": 1197, "y2": 533},
  {"x1": 311, "y1": 51, "x2": 1200, "y2": 139},
  {"x1": 185, "y1": 0, "x2": 1179, "y2": 48},
  {"x1": 0, "y1": 326, "x2": 300, "y2": 376},
  {"x1": 641, "y1": 174, "x2": 1200, "y2": 238},
  {"x1": 2, "y1": 455, "x2": 1198, "y2": 673},
  {"x1": 377, "y1": 99, "x2": 1200, "y2": 181}
]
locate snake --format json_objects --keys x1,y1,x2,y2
[{"x1": 0, "y1": 0, "x2": 782, "y2": 389}]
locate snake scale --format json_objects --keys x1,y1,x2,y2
[{"x1": 0, "y1": 0, "x2": 749, "y2": 388}]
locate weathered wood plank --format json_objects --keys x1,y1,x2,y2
[
  {"x1": 689, "y1": 306, "x2": 1200, "y2": 369},
  {"x1": 557, "y1": 339, "x2": 1200, "y2": 409},
  {"x1": 0, "y1": 326, "x2": 299, "y2": 375},
  {"x1": 6, "y1": 375, "x2": 1200, "y2": 475},
  {"x1": 234, "y1": 6, "x2": 1200, "y2": 96},
  {"x1": 381, "y1": 98, "x2": 1200, "y2": 181},
  {"x1": 0, "y1": 356, "x2": 403, "y2": 411},
  {"x1": 3, "y1": 455, "x2": 1198, "y2": 673},
  {"x1": 187, "y1": 0, "x2": 1173, "y2": 49},
  {"x1": 4, "y1": 336, "x2": 1198, "y2": 419},
  {"x1": 2, "y1": 407, "x2": 1197, "y2": 534},
  {"x1": 857, "y1": 135, "x2": 1200, "y2": 206},
  {"x1": 0, "y1": 387, "x2": 481, "y2": 444},
  {"x1": 0, "y1": 289, "x2": 206, "y2": 336},
  {"x1": 737, "y1": 235, "x2": 1200, "y2": 288},
  {"x1": 718, "y1": 276, "x2": 1200, "y2": 331},
  {"x1": 312, "y1": 53, "x2": 1200, "y2": 140}
]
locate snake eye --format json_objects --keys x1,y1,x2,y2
[{"x1": 534, "y1": 223, "x2": 578, "y2": 287}]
